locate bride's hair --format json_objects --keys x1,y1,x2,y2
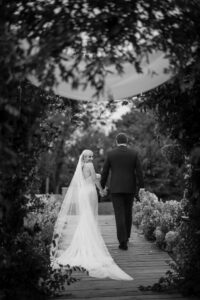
[{"x1": 81, "y1": 149, "x2": 93, "y2": 162}]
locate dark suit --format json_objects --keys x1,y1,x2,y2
[{"x1": 101, "y1": 145, "x2": 144, "y2": 244}]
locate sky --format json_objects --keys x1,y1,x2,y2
[{"x1": 101, "y1": 102, "x2": 132, "y2": 135}]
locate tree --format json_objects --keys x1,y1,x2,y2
[
  {"x1": 38, "y1": 102, "x2": 81, "y2": 194},
  {"x1": 136, "y1": 64, "x2": 200, "y2": 298},
  {"x1": 110, "y1": 109, "x2": 184, "y2": 199},
  {"x1": 0, "y1": 81, "x2": 85, "y2": 299},
  {"x1": 1, "y1": 0, "x2": 200, "y2": 204},
  {"x1": 37, "y1": 99, "x2": 115, "y2": 193},
  {"x1": 1, "y1": 1, "x2": 200, "y2": 99}
]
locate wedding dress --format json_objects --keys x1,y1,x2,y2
[{"x1": 50, "y1": 152, "x2": 133, "y2": 280}]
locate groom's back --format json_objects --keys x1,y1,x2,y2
[{"x1": 105, "y1": 146, "x2": 143, "y2": 194}]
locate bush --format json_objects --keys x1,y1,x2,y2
[
  {"x1": 161, "y1": 144, "x2": 185, "y2": 166},
  {"x1": 0, "y1": 194, "x2": 88, "y2": 300},
  {"x1": 154, "y1": 227, "x2": 165, "y2": 248},
  {"x1": 133, "y1": 190, "x2": 183, "y2": 251},
  {"x1": 24, "y1": 194, "x2": 62, "y2": 245},
  {"x1": 165, "y1": 231, "x2": 179, "y2": 252},
  {"x1": 0, "y1": 229, "x2": 77, "y2": 300}
]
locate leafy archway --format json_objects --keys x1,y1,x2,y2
[{"x1": 1, "y1": 0, "x2": 200, "y2": 298}]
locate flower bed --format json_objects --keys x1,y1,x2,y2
[{"x1": 133, "y1": 190, "x2": 184, "y2": 253}]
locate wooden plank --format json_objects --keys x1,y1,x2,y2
[
  {"x1": 55, "y1": 289, "x2": 199, "y2": 300},
  {"x1": 51, "y1": 215, "x2": 193, "y2": 300},
  {"x1": 54, "y1": 296, "x2": 199, "y2": 300}
]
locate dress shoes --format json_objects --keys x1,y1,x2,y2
[{"x1": 119, "y1": 242, "x2": 128, "y2": 250}]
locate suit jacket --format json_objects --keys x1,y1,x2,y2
[{"x1": 101, "y1": 146, "x2": 144, "y2": 194}]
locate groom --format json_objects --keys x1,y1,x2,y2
[{"x1": 101, "y1": 133, "x2": 144, "y2": 250}]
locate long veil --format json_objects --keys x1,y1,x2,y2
[
  {"x1": 50, "y1": 153, "x2": 85, "y2": 266},
  {"x1": 50, "y1": 152, "x2": 133, "y2": 280}
]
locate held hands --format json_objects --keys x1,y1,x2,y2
[
  {"x1": 100, "y1": 187, "x2": 108, "y2": 197},
  {"x1": 95, "y1": 173, "x2": 107, "y2": 197}
]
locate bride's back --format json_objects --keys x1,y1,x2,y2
[{"x1": 82, "y1": 162, "x2": 92, "y2": 180}]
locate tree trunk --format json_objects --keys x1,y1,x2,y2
[{"x1": 45, "y1": 177, "x2": 50, "y2": 194}]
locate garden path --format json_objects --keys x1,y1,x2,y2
[{"x1": 53, "y1": 215, "x2": 198, "y2": 300}]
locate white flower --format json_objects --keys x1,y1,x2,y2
[{"x1": 165, "y1": 231, "x2": 178, "y2": 244}]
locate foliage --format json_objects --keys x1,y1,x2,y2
[
  {"x1": 140, "y1": 213, "x2": 200, "y2": 296},
  {"x1": 161, "y1": 144, "x2": 185, "y2": 166},
  {"x1": 0, "y1": 217, "x2": 88, "y2": 300},
  {"x1": 38, "y1": 107, "x2": 185, "y2": 201},
  {"x1": 37, "y1": 102, "x2": 82, "y2": 194},
  {"x1": 133, "y1": 190, "x2": 183, "y2": 251},
  {"x1": 2, "y1": 1, "x2": 200, "y2": 97},
  {"x1": 174, "y1": 153, "x2": 200, "y2": 296},
  {"x1": 24, "y1": 194, "x2": 63, "y2": 245},
  {"x1": 137, "y1": 80, "x2": 200, "y2": 296},
  {"x1": 38, "y1": 124, "x2": 108, "y2": 194},
  {"x1": 0, "y1": 80, "x2": 78, "y2": 230},
  {"x1": 0, "y1": 82, "x2": 83, "y2": 299},
  {"x1": 0, "y1": 228, "x2": 84, "y2": 300},
  {"x1": 37, "y1": 99, "x2": 118, "y2": 194},
  {"x1": 59, "y1": 129, "x2": 112, "y2": 201},
  {"x1": 133, "y1": 4, "x2": 200, "y2": 291},
  {"x1": 139, "y1": 65, "x2": 200, "y2": 153},
  {"x1": 40, "y1": 108, "x2": 185, "y2": 201},
  {"x1": 136, "y1": 190, "x2": 199, "y2": 294},
  {"x1": 1, "y1": 0, "x2": 200, "y2": 298},
  {"x1": 112, "y1": 109, "x2": 184, "y2": 199}
]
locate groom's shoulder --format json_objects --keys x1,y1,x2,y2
[
  {"x1": 107, "y1": 147, "x2": 136, "y2": 153},
  {"x1": 106, "y1": 147, "x2": 118, "y2": 157},
  {"x1": 128, "y1": 147, "x2": 139, "y2": 157},
  {"x1": 106, "y1": 148, "x2": 115, "y2": 156}
]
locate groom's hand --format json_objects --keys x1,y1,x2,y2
[
  {"x1": 100, "y1": 188, "x2": 107, "y2": 197},
  {"x1": 99, "y1": 190, "x2": 105, "y2": 197},
  {"x1": 103, "y1": 187, "x2": 108, "y2": 196}
]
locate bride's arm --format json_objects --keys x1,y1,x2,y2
[{"x1": 88, "y1": 163, "x2": 103, "y2": 193}]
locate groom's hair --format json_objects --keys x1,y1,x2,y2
[{"x1": 116, "y1": 133, "x2": 128, "y2": 144}]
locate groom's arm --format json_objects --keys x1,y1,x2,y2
[{"x1": 100, "y1": 155, "x2": 110, "y2": 189}]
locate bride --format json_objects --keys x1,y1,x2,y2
[{"x1": 50, "y1": 149, "x2": 133, "y2": 280}]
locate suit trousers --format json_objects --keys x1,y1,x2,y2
[{"x1": 111, "y1": 193, "x2": 134, "y2": 244}]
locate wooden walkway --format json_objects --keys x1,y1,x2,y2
[{"x1": 54, "y1": 215, "x2": 196, "y2": 300}]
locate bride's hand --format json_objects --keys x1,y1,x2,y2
[
  {"x1": 100, "y1": 187, "x2": 107, "y2": 197},
  {"x1": 96, "y1": 173, "x2": 101, "y2": 180},
  {"x1": 99, "y1": 190, "x2": 104, "y2": 197}
]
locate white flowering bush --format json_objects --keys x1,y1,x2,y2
[
  {"x1": 133, "y1": 190, "x2": 183, "y2": 252},
  {"x1": 134, "y1": 211, "x2": 143, "y2": 226},
  {"x1": 154, "y1": 227, "x2": 165, "y2": 247},
  {"x1": 160, "y1": 212, "x2": 174, "y2": 234},
  {"x1": 165, "y1": 230, "x2": 179, "y2": 252}
]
